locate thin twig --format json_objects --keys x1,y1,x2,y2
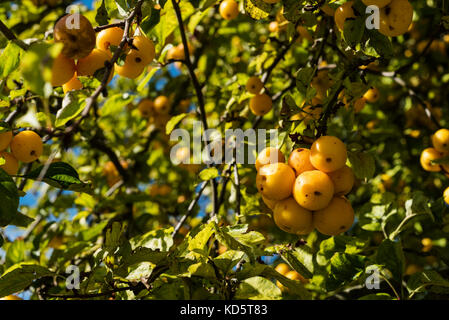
[
  {"x1": 172, "y1": 181, "x2": 208, "y2": 238},
  {"x1": 0, "y1": 20, "x2": 29, "y2": 50},
  {"x1": 64, "y1": 1, "x2": 144, "y2": 136},
  {"x1": 170, "y1": 0, "x2": 218, "y2": 217}
]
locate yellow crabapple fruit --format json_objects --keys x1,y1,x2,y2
[{"x1": 10, "y1": 130, "x2": 43, "y2": 163}]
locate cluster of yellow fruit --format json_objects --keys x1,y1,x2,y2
[
  {"x1": 419, "y1": 128, "x2": 449, "y2": 205},
  {"x1": 340, "y1": 86, "x2": 381, "y2": 113},
  {"x1": 51, "y1": 13, "x2": 155, "y2": 91},
  {"x1": 335, "y1": 0, "x2": 413, "y2": 37},
  {"x1": 274, "y1": 262, "x2": 308, "y2": 289},
  {"x1": 0, "y1": 130, "x2": 43, "y2": 175},
  {"x1": 256, "y1": 136, "x2": 355, "y2": 236},
  {"x1": 137, "y1": 95, "x2": 172, "y2": 130},
  {"x1": 246, "y1": 76, "x2": 273, "y2": 116}
]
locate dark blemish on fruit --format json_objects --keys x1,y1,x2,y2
[
  {"x1": 340, "y1": 225, "x2": 346, "y2": 230},
  {"x1": 314, "y1": 191, "x2": 322, "y2": 196},
  {"x1": 69, "y1": 34, "x2": 77, "y2": 42},
  {"x1": 326, "y1": 157, "x2": 332, "y2": 162},
  {"x1": 135, "y1": 57, "x2": 142, "y2": 63}
]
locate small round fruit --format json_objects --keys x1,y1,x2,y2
[
  {"x1": 334, "y1": 1, "x2": 355, "y2": 31},
  {"x1": 285, "y1": 270, "x2": 308, "y2": 284},
  {"x1": 0, "y1": 151, "x2": 19, "y2": 175},
  {"x1": 313, "y1": 197, "x2": 355, "y2": 236},
  {"x1": 131, "y1": 35, "x2": 156, "y2": 65},
  {"x1": 293, "y1": 170, "x2": 334, "y2": 211},
  {"x1": 96, "y1": 27, "x2": 124, "y2": 52},
  {"x1": 378, "y1": 0, "x2": 413, "y2": 37},
  {"x1": 54, "y1": 13, "x2": 96, "y2": 59},
  {"x1": 443, "y1": 186, "x2": 449, "y2": 205},
  {"x1": 154, "y1": 96, "x2": 170, "y2": 114},
  {"x1": 269, "y1": 21, "x2": 279, "y2": 33},
  {"x1": 288, "y1": 148, "x2": 315, "y2": 176},
  {"x1": 275, "y1": 263, "x2": 290, "y2": 276},
  {"x1": 0, "y1": 131, "x2": 13, "y2": 151},
  {"x1": 246, "y1": 76, "x2": 264, "y2": 94},
  {"x1": 256, "y1": 163, "x2": 295, "y2": 201},
  {"x1": 273, "y1": 197, "x2": 313, "y2": 235},
  {"x1": 310, "y1": 136, "x2": 347, "y2": 173},
  {"x1": 327, "y1": 165, "x2": 355, "y2": 195},
  {"x1": 420, "y1": 148, "x2": 443, "y2": 172},
  {"x1": 10, "y1": 130, "x2": 43, "y2": 163},
  {"x1": 255, "y1": 147, "x2": 285, "y2": 171},
  {"x1": 262, "y1": 195, "x2": 277, "y2": 210},
  {"x1": 219, "y1": 0, "x2": 239, "y2": 20},
  {"x1": 249, "y1": 93, "x2": 272, "y2": 116},
  {"x1": 363, "y1": 87, "x2": 380, "y2": 103},
  {"x1": 138, "y1": 99, "x2": 154, "y2": 118},
  {"x1": 51, "y1": 54, "x2": 76, "y2": 86},
  {"x1": 166, "y1": 45, "x2": 185, "y2": 60},
  {"x1": 76, "y1": 49, "x2": 114, "y2": 83},
  {"x1": 431, "y1": 128, "x2": 449, "y2": 153},
  {"x1": 115, "y1": 54, "x2": 145, "y2": 79},
  {"x1": 62, "y1": 73, "x2": 83, "y2": 93},
  {"x1": 362, "y1": 0, "x2": 392, "y2": 8}
]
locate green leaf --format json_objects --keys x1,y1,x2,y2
[
  {"x1": 95, "y1": 0, "x2": 110, "y2": 26},
  {"x1": 244, "y1": 0, "x2": 271, "y2": 20},
  {"x1": 25, "y1": 162, "x2": 89, "y2": 191},
  {"x1": 326, "y1": 252, "x2": 366, "y2": 291},
  {"x1": 296, "y1": 67, "x2": 315, "y2": 95},
  {"x1": 0, "y1": 168, "x2": 19, "y2": 227},
  {"x1": 9, "y1": 212, "x2": 34, "y2": 228},
  {"x1": 130, "y1": 227, "x2": 174, "y2": 251},
  {"x1": 100, "y1": 93, "x2": 135, "y2": 117},
  {"x1": 234, "y1": 276, "x2": 282, "y2": 300},
  {"x1": 9, "y1": 88, "x2": 27, "y2": 100},
  {"x1": 137, "y1": 66, "x2": 160, "y2": 92},
  {"x1": 348, "y1": 150, "x2": 376, "y2": 179},
  {"x1": 279, "y1": 250, "x2": 313, "y2": 279},
  {"x1": 105, "y1": 221, "x2": 124, "y2": 253},
  {"x1": 140, "y1": 6, "x2": 160, "y2": 34},
  {"x1": 343, "y1": 17, "x2": 365, "y2": 48},
  {"x1": 0, "y1": 263, "x2": 53, "y2": 298},
  {"x1": 165, "y1": 113, "x2": 188, "y2": 135},
  {"x1": 407, "y1": 270, "x2": 449, "y2": 298},
  {"x1": 198, "y1": 167, "x2": 219, "y2": 181},
  {"x1": 152, "y1": 0, "x2": 195, "y2": 50},
  {"x1": 187, "y1": 262, "x2": 216, "y2": 279},
  {"x1": 365, "y1": 29, "x2": 393, "y2": 58},
  {"x1": 282, "y1": 0, "x2": 302, "y2": 23},
  {"x1": 6, "y1": 239, "x2": 26, "y2": 266},
  {"x1": 0, "y1": 42, "x2": 23, "y2": 78},
  {"x1": 376, "y1": 239, "x2": 405, "y2": 282},
  {"x1": 188, "y1": 223, "x2": 214, "y2": 256},
  {"x1": 55, "y1": 91, "x2": 87, "y2": 127},
  {"x1": 126, "y1": 262, "x2": 154, "y2": 281},
  {"x1": 213, "y1": 250, "x2": 245, "y2": 274}
]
